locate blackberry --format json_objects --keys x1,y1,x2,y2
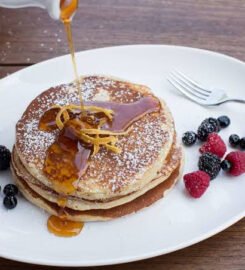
[
  {"x1": 221, "y1": 160, "x2": 231, "y2": 172},
  {"x1": 0, "y1": 145, "x2": 11, "y2": 171},
  {"x1": 182, "y1": 131, "x2": 197, "y2": 146},
  {"x1": 3, "y1": 196, "x2": 17, "y2": 210},
  {"x1": 197, "y1": 118, "x2": 220, "y2": 141},
  {"x1": 208, "y1": 117, "x2": 221, "y2": 132},
  {"x1": 3, "y1": 184, "x2": 18, "y2": 196},
  {"x1": 229, "y1": 134, "x2": 240, "y2": 147},
  {"x1": 217, "y1": 116, "x2": 230, "y2": 128},
  {"x1": 239, "y1": 137, "x2": 245, "y2": 150},
  {"x1": 198, "y1": 152, "x2": 221, "y2": 180}
]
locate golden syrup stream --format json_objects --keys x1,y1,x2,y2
[{"x1": 60, "y1": 0, "x2": 84, "y2": 111}]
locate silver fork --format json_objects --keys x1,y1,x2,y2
[{"x1": 167, "y1": 70, "x2": 245, "y2": 106}]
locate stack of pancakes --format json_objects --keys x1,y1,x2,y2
[{"x1": 11, "y1": 76, "x2": 184, "y2": 221}]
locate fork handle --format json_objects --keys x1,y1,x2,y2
[{"x1": 216, "y1": 98, "x2": 245, "y2": 105}]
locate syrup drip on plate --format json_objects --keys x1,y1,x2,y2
[
  {"x1": 47, "y1": 215, "x2": 84, "y2": 237},
  {"x1": 48, "y1": 196, "x2": 84, "y2": 238}
]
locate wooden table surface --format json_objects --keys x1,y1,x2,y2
[{"x1": 0, "y1": 0, "x2": 244, "y2": 269}]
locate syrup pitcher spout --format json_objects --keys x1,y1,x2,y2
[{"x1": 0, "y1": 0, "x2": 68, "y2": 20}]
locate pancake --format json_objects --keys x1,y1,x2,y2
[
  {"x1": 12, "y1": 137, "x2": 182, "y2": 210},
  {"x1": 15, "y1": 75, "x2": 175, "y2": 200},
  {"x1": 12, "y1": 153, "x2": 184, "y2": 222}
]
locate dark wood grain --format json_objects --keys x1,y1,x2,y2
[
  {"x1": 0, "y1": 0, "x2": 245, "y2": 67},
  {"x1": 0, "y1": 0, "x2": 244, "y2": 269},
  {"x1": 0, "y1": 66, "x2": 28, "y2": 78}
]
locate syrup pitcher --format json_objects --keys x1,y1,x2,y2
[{"x1": 0, "y1": 0, "x2": 77, "y2": 20}]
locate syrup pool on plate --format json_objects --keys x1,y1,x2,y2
[{"x1": 47, "y1": 215, "x2": 84, "y2": 237}]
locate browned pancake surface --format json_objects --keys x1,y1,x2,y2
[
  {"x1": 15, "y1": 76, "x2": 174, "y2": 196},
  {"x1": 12, "y1": 162, "x2": 182, "y2": 221}
]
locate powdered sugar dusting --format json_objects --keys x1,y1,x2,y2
[
  {"x1": 82, "y1": 113, "x2": 172, "y2": 193},
  {"x1": 15, "y1": 76, "x2": 173, "y2": 193},
  {"x1": 17, "y1": 120, "x2": 56, "y2": 163},
  {"x1": 16, "y1": 76, "x2": 118, "y2": 168}
]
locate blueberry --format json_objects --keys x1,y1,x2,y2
[
  {"x1": 3, "y1": 184, "x2": 18, "y2": 196},
  {"x1": 0, "y1": 145, "x2": 11, "y2": 171},
  {"x1": 3, "y1": 196, "x2": 17, "y2": 210},
  {"x1": 182, "y1": 131, "x2": 197, "y2": 146},
  {"x1": 221, "y1": 160, "x2": 231, "y2": 172},
  {"x1": 240, "y1": 137, "x2": 245, "y2": 150},
  {"x1": 229, "y1": 134, "x2": 240, "y2": 147},
  {"x1": 198, "y1": 152, "x2": 221, "y2": 180},
  {"x1": 217, "y1": 116, "x2": 230, "y2": 128}
]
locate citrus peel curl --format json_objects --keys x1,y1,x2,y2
[{"x1": 52, "y1": 104, "x2": 125, "y2": 155}]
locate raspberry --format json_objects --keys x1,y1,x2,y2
[
  {"x1": 184, "y1": 171, "x2": 210, "y2": 198},
  {"x1": 225, "y1": 151, "x2": 245, "y2": 176},
  {"x1": 198, "y1": 152, "x2": 221, "y2": 180},
  {"x1": 199, "y1": 133, "x2": 226, "y2": 158}
]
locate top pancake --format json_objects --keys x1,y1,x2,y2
[{"x1": 15, "y1": 76, "x2": 175, "y2": 200}]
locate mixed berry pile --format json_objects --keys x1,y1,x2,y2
[
  {"x1": 182, "y1": 116, "x2": 245, "y2": 198},
  {"x1": 0, "y1": 145, "x2": 18, "y2": 209}
]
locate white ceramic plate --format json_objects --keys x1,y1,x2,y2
[{"x1": 0, "y1": 45, "x2": 244, "y2": 266}]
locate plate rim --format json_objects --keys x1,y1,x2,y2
[
  {"x1": 0, "y1": 213, "x2": 244, "y2": 267},
  {"x1": 0, "y1": 44, "x2": 244, "y2": 266},
  {"x1": 1, "y1": 44, "x2": 245, "y2": 85}
]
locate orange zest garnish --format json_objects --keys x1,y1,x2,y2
[
  {"x1": 52, "y1": 104, "x2": 127, "y2": 155},
  {"x1": 53, "y1": 104, "x2": 114, "y2": 130}
]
